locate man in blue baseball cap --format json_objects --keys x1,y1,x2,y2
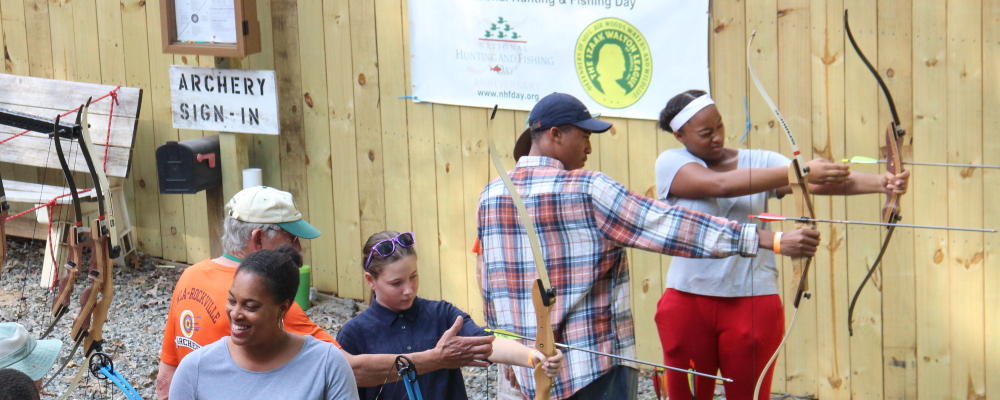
[
  {"x1": 479, "y1": 92, "x2": 821, "y2": 400},
  {"x1": 512, "y1": 92, "x2": 611, "y2": 170}
]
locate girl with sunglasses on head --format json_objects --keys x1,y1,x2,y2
[
  {"x1": 652, "y1": 90, "x2": 909, "y2": 400},
  {"x1": 336, "y1": 230, "x2": 565, "y2": 400}
]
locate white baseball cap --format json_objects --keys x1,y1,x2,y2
[
  {"x1": 0, "y1": 322, "x2": 63, "y2": 381},
  {"x1": 226, "y1": 186, "x2": 321, "y2": 239}
]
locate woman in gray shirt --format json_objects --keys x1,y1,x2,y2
[
  {"x1": 170, "y1": 246, "x2": 359, "y2": 400},
  {"x1": 652, "y1": 90, "x2": 909, "y2": 400}
]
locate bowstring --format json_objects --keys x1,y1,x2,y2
[
  {"x1": 14, "y1": 114, "x2": 58, "y2": 323},
  {"x1": 743, "y1": 35, "x2": 758, "y2": 398}
]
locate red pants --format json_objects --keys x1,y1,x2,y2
[{"x1": 654, "y1": 289, "x2": 784, "y2": 400}]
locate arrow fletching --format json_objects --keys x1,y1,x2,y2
[
  {"x1": 843, "y1": 156, "x2": 879, "y2": 164},
  {"x1": 749, "y1": 213, "x2": 787, "y2": 222},
  {"x1": 485, "y1": 328, "x2": 525, "y2": 341}
]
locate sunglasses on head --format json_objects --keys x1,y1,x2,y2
[{"x1": 364, "y1": 232, "x2": 416, "y2": 271}]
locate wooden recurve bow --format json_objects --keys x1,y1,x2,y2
[
  {"x1": 747, "y1": 30, "x2": 818, "y2": 400},
  {"x1": 486, "y1": 106, "x2": 557, "y2": 400},
  {"x1": 844, "y1": 9, "x2": 907, "y2": 337}
]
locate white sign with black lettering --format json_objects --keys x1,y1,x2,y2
[{"x1": 170, "y1": 66, "x2": 279, "y2": 134}]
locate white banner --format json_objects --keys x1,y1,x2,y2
[{"x1": 409, "y1": 0, "x2": 709, "y2": 121}]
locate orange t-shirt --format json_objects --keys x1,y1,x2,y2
[{"x1": 159, "y1": 259, "x2": 339, "y2": 366}]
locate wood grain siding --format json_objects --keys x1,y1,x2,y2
[{"x1": 0, "y1": 2, "x2": 993, "y2": 397}]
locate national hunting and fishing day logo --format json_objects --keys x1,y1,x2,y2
[
  {"x1": 474, "y1": 16, "x2": 527, "y2": 75},
  {"x1": 575, "y1": 18, "x2": 652, "y2": 109}
]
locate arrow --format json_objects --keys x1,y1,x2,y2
[
  {"x1": 844, "y1": 156, "x2": 1000, "y2": 170},
  {"x1": 483, "y1": 328, "x2": 734, "y2": 382},
  {"x1": 749, "y1": 213, "x2": 996, "y2": 233}
]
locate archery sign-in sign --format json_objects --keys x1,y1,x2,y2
[{"x1": 169, "y1": 65, "x2": 279, "y2": 135}]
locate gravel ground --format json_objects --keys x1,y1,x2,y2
[{"x1": 1, "y1": 238, "x2": 700, "y2": 399}]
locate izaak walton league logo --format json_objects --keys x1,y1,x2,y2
[{"x1": 575, "y1": 18, "x2": 652, "y2": 109}]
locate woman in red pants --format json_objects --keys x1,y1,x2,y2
[{"x1": 653, "y1": 90, "x2": 909, "y2": 400}]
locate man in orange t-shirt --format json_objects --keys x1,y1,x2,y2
[{"x1": 157, "y1": 186, "x2": 497, "y2": 400}]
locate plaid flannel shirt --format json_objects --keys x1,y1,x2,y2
[{"x1": 477, "y1": 156, "x2": 759, "y2": 399}]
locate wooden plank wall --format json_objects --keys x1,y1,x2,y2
[{"x1": 0, "y1": 0, "x2": 997, "y2": 397}]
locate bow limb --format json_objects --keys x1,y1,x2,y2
[
  {"x1": 844, "y1": 10, "x2": 908, "y2": 336},
  {"x1": 486, "y1": 106, "x2": 557, "y2": 400},
  {"x1": 748, "y1": 30, "x2": 818, "y2": 400},
  {"x1": 76, "y1": 99, "x2": 122, "y2": 259}
]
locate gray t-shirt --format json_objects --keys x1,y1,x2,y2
[
  {"x1": 655, "y1": 148, "x2": 790, "y2": 297},
  {"x1": 169, "y1": 335, "x2": 360, "y2": 400}
]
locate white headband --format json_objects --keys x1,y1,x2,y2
[{"x1": 669, "y1": 94, "x2": 715, "y2": 132}]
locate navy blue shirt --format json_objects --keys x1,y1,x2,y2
[{"x1": 336, "y1": 297, "x2": 489, "y2": 400}]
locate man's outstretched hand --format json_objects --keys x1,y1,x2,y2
[{"x1": 434, "y1": 316, "x2": 495, "y2": 368}]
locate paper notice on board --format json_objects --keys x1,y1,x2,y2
[{"x1": 175, "y1": 0, "x2": 237, "y2": 44}]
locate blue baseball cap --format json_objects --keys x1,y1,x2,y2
[{"x1": 528, "y1": 93, "x2": 612, "y2": 133}]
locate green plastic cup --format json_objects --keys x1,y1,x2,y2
[{"x1": 296, "y1": 265, "x2": 312, "y2": 311}]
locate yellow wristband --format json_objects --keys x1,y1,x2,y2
[
  {"x1": 528, "y1": 350, "x2": 538, "y2": 367},
  {"x1": 773, "y1": 232, "x2": 782, "y2": 255}
]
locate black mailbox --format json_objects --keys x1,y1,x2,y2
[{"x1": 157, "y1": 135, "x2": 222, "y2": 194}]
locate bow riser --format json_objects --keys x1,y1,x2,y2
[
  {"x1": 51, "y1": 227, "x2": 84, "y2": 312},
  {"x1": 532, "y1": 279, "x2": 556, "y2": 400},
  {"x1": 41, "y1": 227, "x2": 86, "y2": 339},
  {"x1": 69, "y1": 233, "x2": 101, "y2": 342},
  {"x1": 881, "y1": 122, "x2": 904, "y2": 224},
  {"x1": 788, "y1": 160, "x2": 817, "y2": 307}
]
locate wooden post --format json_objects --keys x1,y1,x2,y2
[{"x1": 206, "y1": 186, "x2": 224, "y2": 256}]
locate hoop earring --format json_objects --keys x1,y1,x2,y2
[{"x1": 278, "y1": 317, "x2": 284, "y2": 331}]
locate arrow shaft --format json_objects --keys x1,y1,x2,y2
[
  {"x1": 486, "y1": 329, "x2": 732, "y2": 382},
  {"x1": 776, "y1": 216, "x2": 996, "y2": 232},
  {"x1": 554, "y1": 343, "x2": 730, "y2": 382},
  {"x1": 862, "y1": 159, "x2": 1000, "y2": 169}
]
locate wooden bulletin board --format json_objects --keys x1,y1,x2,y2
[{"x1": 160, "y1": 0, "x2": 261, "y2": 58}]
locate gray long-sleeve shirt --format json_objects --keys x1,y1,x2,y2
[{"x1": 169, "y1": 335, "x2": 359, "y2": 400}]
